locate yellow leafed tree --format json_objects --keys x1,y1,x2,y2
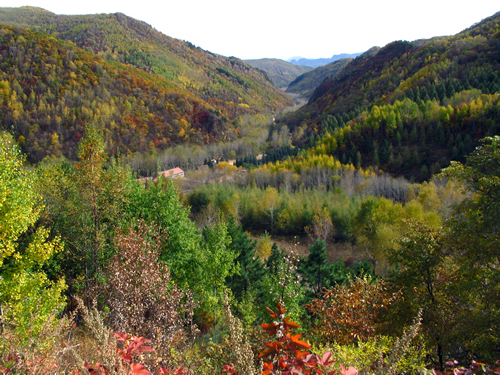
[{"x1": 0, "y1": 132, "x2": 66, "y2": 340}]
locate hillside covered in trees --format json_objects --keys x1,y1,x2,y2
[
  {"x1": 286, "y1": 57, "x2": 353, "y2": 98},
  {"x1": 280, "y1": 12, "x2": 500, "y2": 181},
  {"x1": 0, "y1": 7, "x2": 291, "y2": 115},
  {"x1": 0, "y1": 7, "x2": 292, "y2": 161},
  {"x1": 244, "y1": 58, "x2": 312, "y2": 88},
  {"x1": 0, "y1": 24, "x2": 231, "y2": 161}
]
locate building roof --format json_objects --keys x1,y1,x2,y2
[{"x1": 158, "y1": 167, "x2": 184, "y2": 178}]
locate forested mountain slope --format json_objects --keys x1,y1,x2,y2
[
  {"x1": 287, "y1": 13, "x2": 500, "y2": 126},
  {"x1": 282, "y1": 12, "x2": 500, "y2": 181},
  {"x1": 0, "y1": 24, "x2": 247, "y2": 161},
  {"x1": 285, "y1": 57, "x2": 353, "y2": 98},
  {"x1": 0, "y1": 6, "x2": 292, "y2": 121},
  {"x1": 244, "y1": 58, "x2": 312, "y2": 88}
]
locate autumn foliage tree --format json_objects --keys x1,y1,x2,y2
[
  {"x1": 308, "y1": 275, "x2": 394, "y2": 345},
  {"x1": 34, "y1": 125, "x2": 130, "y2": 306},
  {"x1": 0, "y1": 132, "x2": 66, "y2": 339},
  {"x1": 305, "y1": 207, "x2": 334, "y2": 243},
  {"x1": 75, "y1": 125, "x2": 128, "y2": 300},
  {"x1": 105, "y1": 221, "x2": 193, "y2": 351}
]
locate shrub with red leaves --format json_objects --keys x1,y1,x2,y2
[
  {"x1": 81, "y1": 332, "x2": 189, "y2": 375},
  {"x1": 258, "y1": 302, "x2": 358, "y2": 375}
]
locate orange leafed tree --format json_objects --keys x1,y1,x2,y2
[{"x1": 308, "y1": 275, "x2": 396, "y2": 345}]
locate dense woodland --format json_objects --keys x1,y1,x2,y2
[
  {"x1": 280, "y1": 11, "x2": 500, "y2": 181},
  {"x1": 244, "y1": 59, "x2": 312, "y2": 89},
  {"x1": 0, "y1": 7, "x2": 291, "y2": 162},
  {"x1": 285, "y1": 58, "x2": 353, "y2": 98},
  {"x1": 0, "y1": 7, "x2": 291, "y2": 116},
  {"x1": 1, "y1": 7, "x2": 500, "y2": 375}
]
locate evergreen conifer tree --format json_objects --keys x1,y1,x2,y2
[
  {"x1": 299, "y1": 239, "x2": 332, "y2": 298},
  {"x1": 226, "y1": 217, "x2": 265, "y2": 299}
]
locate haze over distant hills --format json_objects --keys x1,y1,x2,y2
[
  {"x1": 244, "y1": 52, "x2": 365, "y2": 90},
  {"x1": 287, "y1": 52, "x2": 363, "y2": 68}
]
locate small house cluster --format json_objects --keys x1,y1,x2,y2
[{"x1": 137, "y1": 167, "x2": 185, "y2": 183}]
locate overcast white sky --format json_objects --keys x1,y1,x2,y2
[{"x1": 2, "y1": 0, "x2": 499, "y2": 60}]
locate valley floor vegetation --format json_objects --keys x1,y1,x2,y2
[{"x1": 1, "y1": 127, "x2": 500, "y2": 374}]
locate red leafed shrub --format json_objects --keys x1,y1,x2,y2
[
  {"x1": 82, "y1": 332, "x2": 154, "y2": 374},
  {"x1": 258, "y1": 302, "x2": 358, "y2": 375},
  {"x1": 81, "y1": 332, "x2": 188, "y2": 375},
  {"x1": 221, "y1": 365, "x2": 237, "y2": 375}
]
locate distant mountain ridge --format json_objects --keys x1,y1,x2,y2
[
  {"x1": 287, "y1": 52, "x2": 363, "y2": 68},
  {"x1": 244, "y1": 58, "x2": 312, "y2": 88},
  {"x1": 285, "y1": 58, "x2": 353, "y2": 98}
]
